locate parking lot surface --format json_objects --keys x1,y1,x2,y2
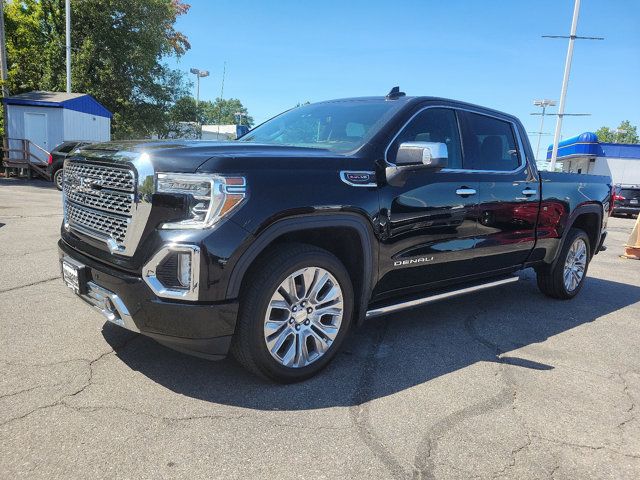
[{"x1": 1, "y1": 178, "x2": 639, "y2": 479}]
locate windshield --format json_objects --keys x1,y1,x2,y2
[{"x1": 239, "y1": 101, "x2": 401, "y2": 152}]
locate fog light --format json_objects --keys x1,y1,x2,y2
[{"x1": 177, "y1": 252, "x2": 192, "y2": 288}]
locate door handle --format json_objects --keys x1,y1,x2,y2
[
  {"x1": 456, "y1": 188, "x2": 477, "y2": 197},
  {"x1": 522, "y1": 188, "x2": 537, "y2": 196}
]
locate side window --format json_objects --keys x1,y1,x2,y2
[
  {"x1": 460, "y1": 111, "x2": 520, "y2": 171},
  {"x1": 388, "y1": 108, "x2": 463, "y2": 169}
]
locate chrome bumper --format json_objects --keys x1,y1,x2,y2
[{"x1": 81, "y1": 282, "x2": 140, "y2": 333}]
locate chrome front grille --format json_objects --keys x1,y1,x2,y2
[
  {"x1": 63, "y1": 158, "x2": 152, "y2": 256},
  {"x1": 63, "y1": 183, "x2": 133, "y2": 215},
  {"x1": 64, "y1": 162, "x2": 135, "y2": 192},
  {"x1": 66, "y1": 202, "x2": 129, "y2": 244}
]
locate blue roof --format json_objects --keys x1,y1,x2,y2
[
  {"x1": 546, "y1": 132, "x2": 640, "y2": 160},
  {"x1": 4, "y1": 91, "x2": 112, "y2": 119}
]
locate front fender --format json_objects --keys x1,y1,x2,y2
[{"x1": 226, "y1": 212, "x2": 377, "y2": 324}]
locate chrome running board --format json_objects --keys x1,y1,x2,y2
[{"x1": 365, "y1": 276, "x2": 520, "y2": 319}]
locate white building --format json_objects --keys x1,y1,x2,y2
[
  {"x1": 546, "y1": 132, "x2": 640, "y2": 185},
  {"x1": 201, "y1": 124, "x2": 245, "y2": 141},
  {"x1": 5, "y1": 91, "x2": 111, "y2": 162}
]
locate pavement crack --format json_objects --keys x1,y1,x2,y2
[
  {"x1": 0, "y1": 334, "x2": 140, "y2": 428},
  {"x1": 0, "y1": 276, "x2": 60, "y2": 294},
  {"x1": 0, "y1": 382, "x2": 70, "y2": 400},
  {"x1": 532, "y1": 434, "x2": 640, "y2": 458},
  {"x1": 349, "y1": 319, "x2": 410, "y2": 480},
  {"x1": 616, "y1": 372, "x2": 636, "y2": 430}
]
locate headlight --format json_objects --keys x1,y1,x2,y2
[{"x1": 156, "y1": 173, "x2": 247, "y2": 229}]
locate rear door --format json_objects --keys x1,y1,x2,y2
[{"x1": 458, "y1": 110, "x2": 539, "y2": 273}]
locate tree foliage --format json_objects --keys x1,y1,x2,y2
[
  {"x1": 4, "y1": 0, "x2": 191, "y2": 139},
  {"x1": 170, "y1": 96, "x2": 254, "y2": 127},
  {"x1": 595, "y1": 120, "x2": 639, "y2": 144}
]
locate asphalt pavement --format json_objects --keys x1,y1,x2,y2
[{"x1": 1, "y1": 178, "x2": 639, "y2": 479}]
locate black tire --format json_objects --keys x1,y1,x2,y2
[
  {"x1": 536, "y1": 228, "x2": 591, "y2": 300},
  {"x1": 231, "y1": 243, "x2": 354, "y2": 383},
  {"x1": 53, "y1": 169, "x2": 64, "y2": 191}
]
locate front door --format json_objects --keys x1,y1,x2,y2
[
  {"x1": 375, "y1": 106, "x2": 481, "y2": 298},
  {"x1": 457, "y1": 110, "x2": 539, "y2": 273},
  {"x1": 24, "y1": 112, "x2": 49, "y2": 163}
]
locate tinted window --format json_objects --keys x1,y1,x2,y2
[
  {"x1": 55, "y1": 143, "x2": 77, "y2": 154},
  {"x1": 620, "y1": 188, "x2": 640, "y2": 199},
  {"x1": 460, "y1": 112, "x2": 520, "y2": 171},
  {"x1": 240, "y1": 101, "x2": 402, "y2": 152},
  {"x1": 388, "y1": 108, "x2": 463, "y2": 168}
]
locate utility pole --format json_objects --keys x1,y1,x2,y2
[
  {"x1": 531, "y1": 99, "x2": 556, "y2": 161},
  {"x1": 545, "y1": 0, "x2": 603, "y2": 171},
  {"x1": 0, "y1": 0, "x2": 10, "y2": 158},
  {"x1": 65, "y1": 0, "x2": 71, "y2": 93}
]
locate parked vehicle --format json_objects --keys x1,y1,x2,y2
[
  {"x1": 612, "y1": 185, "x2": 640, "y2": 217},
  {"x1": 48, "y1": 141, "x2": 90, "y2": 190},
  {"x1": 58, "y1": 89, "x2": 612, "y2": 382}
]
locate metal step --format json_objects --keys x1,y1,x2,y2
[{"x1": 365, "y1": 275, "x2": 520, "y2": 319}]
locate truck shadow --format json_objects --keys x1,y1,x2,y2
[{"x1": 103, "y1": 271, "x2": 640, "y2": 411}]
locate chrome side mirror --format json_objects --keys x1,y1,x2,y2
[{"x1": 396, "y1": 142, "x2": 448, "y2": 169}]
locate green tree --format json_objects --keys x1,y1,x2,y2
[
  {"x1": 169, "y1": 96, "x2": 198, "y2": 123},
  {"x1": 595, "y1": 120, "x2": 639, "y2": 144},
  {"x1": 200, "y1": 97, "x2": 254, "y2": 127},
  {"x1": 170, "y1": 96, "x2": 254, "y2": 127},
  {"x1": 4, "y1": 0, "x2": 191, "y2": 139}
]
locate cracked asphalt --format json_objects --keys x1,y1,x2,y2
[{"x1": 1, "y1": 178, "x2": 639, "y2": 479}]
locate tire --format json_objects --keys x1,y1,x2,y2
[
  {"x1": 536, "y1": 228, "x2": 591, "y2": 300},
  {"x1": 231, "y1": 243, "x2": 354, "y2": 383},
  {"x1": 53, "y1": 169, "x2": 64, "y2": 191}
]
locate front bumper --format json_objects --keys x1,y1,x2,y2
[{"x1": 58, "y1": 240, "x2": 238, "y2": 360}]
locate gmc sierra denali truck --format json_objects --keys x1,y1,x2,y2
[{"x1": 59, "y1": 88, "x2": 612, "y2": 382}]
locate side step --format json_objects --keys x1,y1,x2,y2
[{"x1": 365, "y1": 275, "x2": 520, "y2": 319}]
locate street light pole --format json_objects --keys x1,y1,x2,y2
[
  {"x1": 613, "y1": 129, "x2": 626, "y2": 143},
  {"x1": 65, "y1": 0, "x2": 71, "y2": 93},
  {"x1": 533, "y1": 99, "x2": 556, "y2": 161},
  {"x1": 189, "y1": 68, "x2": 209, "y2": 122}
]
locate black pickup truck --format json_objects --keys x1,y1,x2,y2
[{"x1": 59, "y1": 89, "x2": 612, "y2": 382}]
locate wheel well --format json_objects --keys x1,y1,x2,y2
[
  {"x1": 570, "y1": 212, "x2": 600, "y2": 255},
  {"x1": 239, "y1": 227, "x2": 367, "y2": 316}
]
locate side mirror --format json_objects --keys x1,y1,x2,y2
[
  {"x1": 396, "y1": 142, "x2": 448, "y2": 169},
  {"x1": 386, "y1": 142, "x2": 448, "y2": 186}
]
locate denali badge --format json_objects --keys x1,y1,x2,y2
[
  {"x1": 394, "y1": 256, "x2": 434, "y2": 267},
  {"x1": 340, "y1": 171, "x2": 376, "y2": 187}
]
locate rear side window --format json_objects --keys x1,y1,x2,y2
[
  {"x1": 459, "y1": 111, "x2": 520, "y2": 171},
  {"x1": 388, "y1": 107, "x2": 463, "y2": 169}
]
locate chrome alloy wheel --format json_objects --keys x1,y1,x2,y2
[
  {"x1": 563, "y1": 237, "x2": 587, "y2": 292},
  {"x1": 263, "y1": 267, "x2": 344, "y2": 368}
]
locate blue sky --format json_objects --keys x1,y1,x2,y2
[{"x1": 169, "y1": 0, "x2": 640, "y2": 148}]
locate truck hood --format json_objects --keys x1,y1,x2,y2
[{"x1": 76, "y1": 140, "x2": 343, "y2": 173}]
